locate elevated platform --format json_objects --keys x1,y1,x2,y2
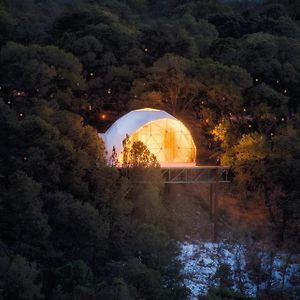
[
  {"x1": 161, "y1": 166, "x2": 230, "y2": 184},
  {"x1": 119, "y1": 165, "x2": 231, "y2": 184}
]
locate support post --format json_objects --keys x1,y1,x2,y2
[
  {"x1": 209, "y1": 183, "x2": 214, "y2": 220},
  {"x1": 213, "y1": 178, "x2": 219, "y2": 241}
]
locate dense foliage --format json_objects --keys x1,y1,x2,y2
[{"x1": 0, "y1": 0, "x2": 300, "y2": 299}]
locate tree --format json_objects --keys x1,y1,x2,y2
[
  {"x1": 0, "y1": 171, "x2": 50, "y2": 255},
  {"x1": 131, "y1": 54, "x2": 204, "y2": 115},
  {"x1": 0, "y1": 42, "x2": 85, "y2": 110},
  {"x1": 0, "y1": 254, "x2": 44, "y2": 300},
  {"x1": 109, "y1": 146, "x2": 119, "y2": 167},
  {"x1": 122, "y1": 136, "x2": 159, "y2": 168},
  {"x1": 46, "y1": 192, "x2": 109, "y2": 264},
  {"x1": 52, "y1": 260, "x2": 94, "y2": 298},
  {"x1": 213, "y1": 263, "x2": 234, "y2": 290}
]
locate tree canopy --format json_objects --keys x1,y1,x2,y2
[{"x1": 1, "y1": 0, "x2": 300, "y2": 299}]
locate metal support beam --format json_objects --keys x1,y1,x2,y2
[{"x1": 162, "y1": 166, "x2": 230, "y2": 184}]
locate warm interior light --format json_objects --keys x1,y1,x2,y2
[
  {"x1": 101, "y1": 114, "x2": 107, "y2": 120},
  {"x1": 118, "y1": 118, "x2": 196, "y2": 164}
]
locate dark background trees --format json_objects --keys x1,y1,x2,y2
[{"x1": 0, "y1": 0, "x2": 300, "y2": 299}]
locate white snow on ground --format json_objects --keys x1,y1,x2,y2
[{"x1": 178, "y1": 241, "x2": 300, "y2": 299}]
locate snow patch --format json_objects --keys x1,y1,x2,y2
[{"x1": 178, "y1": 241, "x2": 300, "y2": 299}]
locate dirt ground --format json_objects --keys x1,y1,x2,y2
[{"x1": 164, "y1": 183, "x2": 270, "y2": 242}]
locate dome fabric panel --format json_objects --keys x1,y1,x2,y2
[{"x1": 100, "y1": 108, "x2": 196, "y2": 166}]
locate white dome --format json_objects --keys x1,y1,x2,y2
[{"x1": 100, "y1": 108, "x2": 196, "y2": 166}]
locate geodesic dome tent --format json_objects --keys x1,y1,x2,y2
[{"x1": 100, "y1": 108, "x2": 196, "y2": 167}]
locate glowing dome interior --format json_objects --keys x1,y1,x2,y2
[{"x1": 100, "y1": 108, "x2": 196, "y2": 166}]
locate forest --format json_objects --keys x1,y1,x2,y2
[{"x1": 1, "y1": 0, "x2": 300, "y2": 299}]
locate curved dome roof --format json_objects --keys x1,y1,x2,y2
[{"x1": 100, "y1": 108, "x2": 196, "y2": 166}]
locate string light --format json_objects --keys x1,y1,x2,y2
[
  {"x1": 270, "y1": 132, "x2": 274, "y2": 136},
  {"x1": 276, "y1": 80, "x2": 279, "y2": 84},
  {"x1": 255, "y1": 78, "x2": 259, "y2": 82},
  {"x1": 284, "y1": 89, "x2": 287, "y2": 94},
  {"x1": 7, "y1": 100, "x2": 11, "y2": 105},
  {"x1": 107, "y1": 89, "x2": 111, "y2": 95},
  {"x1": 23, "y1": 156, "x2": 28, "y2": 161},
  {"x1": 243, "y1": 108, "x2": 247, "y2": 112},
  {"x1": 281, "y1": 117, "x2": 285, "y2": 121},
  {"x1": 88, "y1": 105, "x2": 92, "y2": 111},
  {"x1": 205, "y1": 118, "x2": 209, "y2": 123},
  {"x1": 144, "y1": 48, "x2": 148, "y2": 52},
  {"x1": 90, "y1": 72, "x2": 94, "y2": 77},
  {"x1": 248, "y1": 124, "x2": 252, "y2": 128}
]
